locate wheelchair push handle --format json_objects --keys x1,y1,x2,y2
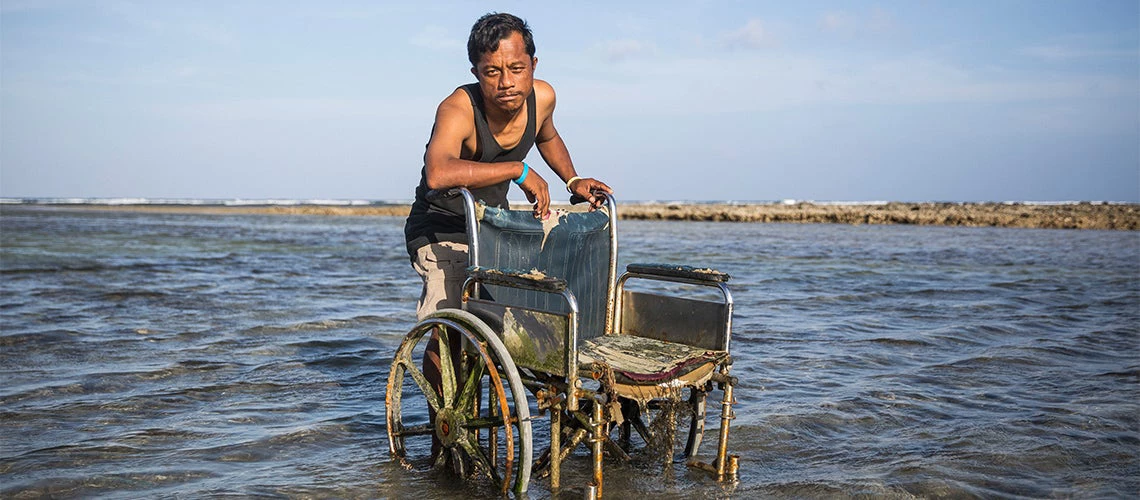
[{"x1": 569, "y1": 188, "x2": 611, "y2": 206}]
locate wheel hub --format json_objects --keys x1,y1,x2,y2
[{"x1": 435, "y1": 408, "x2": 467, "y2": 446}]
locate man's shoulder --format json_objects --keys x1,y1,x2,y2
[
  {"x1": 444, "y1": 84, "x2": 476, "y2": 104},
  {"x1": 438, "y1": 86, "x2": 476, "y2": 116},
  {"x1": 534, "y1": 79, "x2": 554, "y2": 97},
  {"x1": 430, "y1": 86, "x2": 478, "y2": 142},
  {"x1": 533, "y1": 79, "x2": 556, "y2": 109}
]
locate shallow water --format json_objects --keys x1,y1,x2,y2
[{"x1": 2, "y1": 207, "x2": 1137, "y2": 498}]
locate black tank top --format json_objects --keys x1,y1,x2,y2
[{"x1": 404, "y1": 84, "x2": 538, "y2": 257}]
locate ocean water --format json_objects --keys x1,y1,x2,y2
[{"x1": 1, "y1": 206, "x2": 1137, "y2": 498}]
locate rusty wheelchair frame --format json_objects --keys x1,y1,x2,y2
[{"x1": 386, "y1": 188, "x2": 738, "y2": 496}]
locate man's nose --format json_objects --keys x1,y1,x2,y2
[{"x1": 499, "y1": 72, "x2": 514, "y2": 88}]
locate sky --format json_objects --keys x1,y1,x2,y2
[{"x1": 1, "y1": 1, "x2": 1138, "y2": 202}]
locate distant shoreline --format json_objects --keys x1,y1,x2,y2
[{"x1": 4, "y1": 201, "x2": 1137, "y2": 230}]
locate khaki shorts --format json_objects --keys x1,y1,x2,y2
[{"x1": 412, "y1": 242, "x2": 470, "y2": 320}]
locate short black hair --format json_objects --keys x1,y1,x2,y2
[{"x1": 467, "y1": 12, "x2": 535, "y2": 67}]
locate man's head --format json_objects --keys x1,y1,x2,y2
[
  {"x1": 467, "y1": 13, "x2": 534, "y2": 67},
  {"x1": 468, "y1": 13, "x2": 537, "y2": 116}
]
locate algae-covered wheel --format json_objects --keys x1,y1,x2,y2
[{"x1": 386, "y1": 309, "x2": 533, "y2": 494}]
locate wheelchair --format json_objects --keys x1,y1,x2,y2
[{"x1": 386, "y1": 188, "x2": 738, "y2": 497}]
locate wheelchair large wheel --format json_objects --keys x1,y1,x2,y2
[{"x1": 386, "y1": 309, "x2": 533, "y2": 494}]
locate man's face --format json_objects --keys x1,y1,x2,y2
[{"x1": 471, "y1": 31, "x2": 536, "y2": 116}]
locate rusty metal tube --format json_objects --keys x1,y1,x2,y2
[
  {"x1": 591, "y1": 399, "x2": 604, "y2": 497},
  {"x1": 550, "y1": 408, "x2": 561, "y2": 490},
  {"x1": 714, "y1": 371, "x2": 735, "y2": 481},
  {"x1": 558, "y1": 428, "x2": 588, "y2": 464},
  {"x1": 586, "y1": 483, "x2": 598, "y2": 500}
]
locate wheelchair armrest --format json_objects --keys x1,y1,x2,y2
[
  {"x1": 467, "y1": 266, "x2": 567, "y2": 293},
  {"x1": 626, "y1": 263, "x2": 730, "y2": 284}
]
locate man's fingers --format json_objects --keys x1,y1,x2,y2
[
  {"x1": 588, "y1": 178, "x2": 613, "y2": 194},
  {"x1": 536, "y1": 192, "x2": 550, "y2": 218}
]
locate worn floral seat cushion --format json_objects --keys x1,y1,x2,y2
[{"x1": 578, "y1": 334, "x2": 729, "y2": 401}]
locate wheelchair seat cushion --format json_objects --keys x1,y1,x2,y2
[{"x1": 578, "y1": 334, "x2": 729, "y2": 401}]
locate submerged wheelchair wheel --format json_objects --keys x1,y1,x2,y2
[{"x1": 386, "y1": 309, "x2": 533, "y2": 494}]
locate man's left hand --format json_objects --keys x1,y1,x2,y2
[{"x1": 569, "y1": 177, "x2": 613, "y2": 210}]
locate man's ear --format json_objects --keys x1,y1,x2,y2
[
  {"x1": 532, "y1": 57, "x2": 538, "y2": 70},
  {"x1": 470, "y1": 67, "x2": 478, "y2": 78}
]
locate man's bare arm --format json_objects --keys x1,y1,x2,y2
[{"x1": 423, "y1": 90, "x2": 523, "y2": 190}]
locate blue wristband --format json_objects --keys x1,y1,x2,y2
[{"x1": 513, "y1": 162, "x2": 529, "y2": 185}]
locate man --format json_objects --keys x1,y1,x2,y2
[
  {"x1": 402, "y1": 12, "x2": 612, "y2": 457},
  {"x1": 405, "y1": 12, "x2": 611, "y2": 319}
]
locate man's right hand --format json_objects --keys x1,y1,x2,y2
[{"x1": 518, "y1": 167, "x2": 551, "y2": 219}]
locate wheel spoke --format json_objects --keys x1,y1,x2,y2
[
  {"x1": 431, "y1": 447, "x2": 449, "y2": 471},
  {"x1": 391, "y1": 423, "x2": 434, "y2": 437},
  {"x1": 459, "y1": 435, "x2": 503, "y2": 486},
  {"x1": 455, "y1": 355, "x2": 485, "y2": 410},
  {"x1": 461, "y1": 416, "x2": 507, "y2": 429},
  {"x1": 399, "y1": 359, "x2": 443, "y2": 412},
  {"x1": 386, "y1": 364, "x2": 405, "y2": 456},
  {"x1": 437, "y1": 328, "x2": 457, "y2": 407}
]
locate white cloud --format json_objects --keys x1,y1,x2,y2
[
  {"x1": 723, "y1": 19, "x2": 771, "y2": 50},
  {"x1": 819, "y1": 8, "x2": 897, "y2": 37},
  {"x1": 410, "y1": 25, "x2": 464, "y2": 52},
  {"x1": 594, "y1": 39, "x2": 657, "y2": 61},
  {"x1": 1015, "y1": 32, "x2": 1140, "y2": 65},
  {"x1": 1019, "y1": 44, "x2": 1139, "y2": 62},
  {"x1": 820, "y1": 11, "x2": 856, "y2": 34},
  {"x1": 184, "y1": 21, "x2": 236, "y2": 47}
]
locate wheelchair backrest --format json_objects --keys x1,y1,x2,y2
[{"x1": 472, "y1": 202, "x2": 616, "y2": 343}]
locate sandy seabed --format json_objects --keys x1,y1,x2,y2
[{"x1": 18, "y1": 201, "x2": 1140, "y2": 230}]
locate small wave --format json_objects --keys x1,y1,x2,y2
[
  {"x1": 243, "y1": 316, "x2": 394, "y2": 336},
  {"x1": 0, "y1": 329, "x2": 87, "y2": 349},
  {"x1": 1097, "y1": 368, "x2": 1140, "y2": 379},
  {"x1": 928, "y1": 354, "x2": 1033, "y2": 371},
  {"x1": 179, "y1": 421, "x2": 353, "y2": 464},
  {"x1": 244, "y1": 318, "x2": 357, "y2": 335},
  {"x1": 0, "y1": 264, "x2": 107, "y2": 275},
  {"x1": 864, "y1": 337, "x2": 935, "y2": 348},
  {"x1": 100, "y1": 290, "x2": 170, "y2": 301}
]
